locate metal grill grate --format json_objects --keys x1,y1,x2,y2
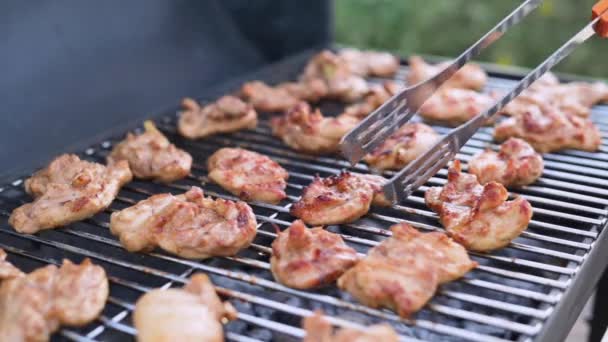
[{"x1": 0, "y1": 51, "x2": 607, "y2": 342}]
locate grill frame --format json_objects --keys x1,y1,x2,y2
[{"x1": 0, "y1": 49, "x2": 607, "y2": 342}]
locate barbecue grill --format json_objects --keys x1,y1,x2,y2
[{"x1": 1, "y1": 50, "x2": 607, "y2": 342}]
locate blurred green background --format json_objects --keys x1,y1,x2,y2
[{"x1": 335, "y1": 0, "x2": 608, "y2": 78}]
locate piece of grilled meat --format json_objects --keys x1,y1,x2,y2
[
  {"x1": 419, "y1": 88, "x2": 497, "y2": 126},
  {"x1": 302, "y1": 310, "x2": 398, "y2": 342},
  {"x1": 178, "y1": 96, "x2": 257, "y2": 139},
  {"x1": 341, "y1": 82, "x2": 402, "y2": 120},
  {"x1": 277, "y1": 79, "x2": 330, "y2": 103},
  {"x1": 494, "y1": 104, "x2": 602, "y2": 153},
  {"x1": 134, "y1": 273, "x2": 236, "y2": 342},
  {"x1": 407, "y1": 56, "x2": 487, "y2": 91},
  {"x1": 338, "y1": 48, "x2": 400, "y2": 78},
  {"x1": 271, "y1": 102, "x2": 359, "y2": 154},
  {"x1": 0, "y1": 258, "x2": 108, "y2": 342},
  {"x1": 469, "y1": 138, "x2": 544, "y2": 187},
  {"x1": 207, "y1": 148, "x2": 289, "y2": 204},
  {"x1": 337, "y1": 223, "x2": 475, "y2": 317},
  {"x1": 0, "y1": 249, "x2": 23, "y2": 280},
  {"x1": 10, "y1": 154, "x2": 132, "y2": 234},
  {"x1": 425, "y1": 160, "x2": 533, "y2": 251},
  {"x1": 270, "y1": 220, "x2": 358, "y2": 289},
  {"x1": 364, "y1": 123, "x2": 440, "y2": 171},
  {"x1": 108, "y1": 121, "x2": 192, "y2": 182},
  {"x1": 110, "y1": 186, "x2": 257, "y2": 259}
]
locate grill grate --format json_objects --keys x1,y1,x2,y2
[{"x1": 0, "y1": 51, "x2": 607, "y2": 342}]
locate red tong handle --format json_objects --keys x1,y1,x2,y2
[{"x1": 592, "y1": 0, "x2": 608, "y2": 37}]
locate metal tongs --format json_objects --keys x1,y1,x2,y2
[{"x1": 340, "y1": 0, "x2": 608, "y2": 204}]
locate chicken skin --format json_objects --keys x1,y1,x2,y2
[
  {"x1": 110, "y1": 186, "x2": 257, "y2": 259},
  {"x1": 108, "y1": 121, "x2": 191, "y2": 182},
  {"x1": 338, "y1": 48, "x2": 400, "y2": 78},
  {"x1": 425, "y1": 160, "x2": 533, "y2": 251},
  {"x1": 270, "y1": 220, "x2": 358, "y2": 289},
  {"x1": 494, "y1": 104, "x2": 602, "y2": 153},
  {"x1": 419, "y1": 88, "x2": 497, "y2": 126},
  {"x1": 178, "y1": 96, "x2": 257, "y2": 139},
  {"x1": 291, "y1": 172, "x2": 391, "y2": 226},
  {"x1": 10, "y1": 154, "x2": 132, "y2": 234},
  {"x1": 337, "y1": 223, "x2": 475, "y2": 317},
  {"x1": 364, "y1": 123, "x2": 440, "y2": 171},
  {"x1": 301, "y1": 50, "x2": 369, "y2": 102},
  {"x1": 0, "y1": 249, "x2": 23, "y2": 280},
  {"x1": 207, "y1": 148, "x2": 289, "y2": 204},
  {"x1": 303, "y1": 310, "x2": 398, "y2": 342},
  {"x1": 134, "y1": 273, "x2": 236, "y2": 342},
  {"x1": 0, "y1": 259, "x2": 108, "y2": 342},
  {"x1": 341, "y1": 82, "x2": 402, "y2": 120},
  {"x1": 407, "y1": 56, "x2": 487, "y2": 91},
  {"x1": 271, "y1": 102, "x2": 359, "y2": 154},
  {"x1": 469, "y1": 138, "x2": 544, "y2": 187}
]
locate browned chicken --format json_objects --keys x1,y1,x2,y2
[
  {"x1": 271, "y1": 102, "x2": 359, "y2": 154},
  {"x1": 241, "y1": 81, "x2": 300, "y2": 113},
  {"x1": 407, "y1": 56, "x2": 487, "y2": 90},
  {"x1": 110, "y1": 186, "x2": 257, "y2": 259},
  {"x1": 0, "y1": 249, "x2": 23, "y2": 280},
  {"x1": 364, "y1": 123, "x2": 440, "y2": 171},
  {"x1": 178, "y1": 96, "x2": 258, "y2": 139},
  {"x1": 9, "y1": 154, "x2": 132, "y2": 234},
  {"x1": 108, "y1": 121, "x2": 192, "y2": 182},
  {"x1": 338, "y1": 48, "x2": 400, "y2": 78},
  {"x1": 419, "y1": 88, "x2": 497, "y2": 126},
  {"x1": 341, "y1": 82, "x2": 402, "y2": 120},
  {"x1": 301, "y1": 50, "x2": 370, "y2": 102},
  {"x1": 494, "y1": 104, "x2": 602, "y2": 153},
  {"x1": 0, "y1": 258, "x2": 108, "y2": 342},
  {"x1": 277, "y1": 79, "x2": 330, "y2": 103},
  {"x1": 425, "y1": 160, "x2": 533, "y2": 251},
  {"x1": 291, "y1": 172, "x2": 393, "y2": 226},
  {"x1": 337, "y1": 223, "x2": 475, "y2": 317},
  {"x1": 134, "y1": 273, "x2": 236, "y2": 342},
  {"x1": 207, "y1": 148, "x2": 289, "y2": 204},
  {"x1": 270, "y1": 220, "x2": 358, "y2": 289},
  {"x1": 469, "y1": 138, "x2": 544, "y2": 187},
  {"x1": 302, "y1": 310, "x2": 398, "y2": 342}
]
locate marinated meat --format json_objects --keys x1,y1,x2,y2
[
  {"x1": 419, "y1": 88, "x2": 497, "y2": 126},
  {"x1": 241, "y1": 81, "x2": 300, "y2": 112},
  {"x1": 342, "y1": 82, "x2": 402, "y2": 120},
  {"x1": 0, "y1": 249, "x2": 23, "y2": 280},
  {"x1": 302, "y1": 310, "x2": 398, "y2": 342},
  {"x1": 178, "y1": 96, "x2": 257, "y2": 139},
  {"x1": 338, "y1": 48, "x2": 400, "y2": 78},
  {"x1": 407, "y1": 56, "x2": 487, "y2": 91}
]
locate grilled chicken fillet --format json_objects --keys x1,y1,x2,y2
[
  {"x1": 178, "y1": 96, "x2": 257, "y2": 139},
  {"x1": 407, "y1": 56, "x2": 487, "y2": 91},
  {"x1": 303, "y1": 310, "x2": 398, "y2": 342}
]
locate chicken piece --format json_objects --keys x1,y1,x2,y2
[
  {"x1": 178, "y1": 96, "x2": 257, "y2": 139},
  {"x1": 271, "y1": 102, "x2": 359, "y2": 154},
  {"x1": 407, "y1": 56, "x2": 487, "y2": 90},
  {"x1": 270, "y1": 220, "x2": 358, "y2": 289},
  {"x1": 277, "y1": 79, "x2": 329, "y2": 103},
  {"x1": 241, "y1": 81, "x2": 300, "y2": 112},
  {"x1": 0, "y1": 258, "x2": 108, "y2": 342},
  {"x1": 10, "y1": 154, "x2": 132, "y2": 234},
  {"x1": 108, "y1": 121, "x2": 192, "y2": 182},
  {"x1": 338, "y1": 223, "x2": 475, "y2": 317},
  {"x1": 301, "y1": 50, "x2": 369, "y2": 102},
  {"x1": 291, "y1": 173, "x2": 390, "y2": 225},
  {"x1": 364, "y1": 123, "x2": 440, "y2": 171},
  {"x1": 0, "y1": 249, "x2": 23, "y2": 280},
  {"x1": 342, "y1": 82, "x2": 402, "y2": 120},
  {"x1": 302, "y1": 310, "x2": 398, "y2": 342},
  {"x1": 207, "y1": 148, "x2": 289, "y2": 204},
  {"x1": 338, "y1": 48, "x2": 400, "y2": 78},
  {"x1": 425, "y1": 160, "x2": 533, "y2": 251},
  {"x1": 110, "y1": 186, "x2": 257, "y2": 259},
  {"x1": 494, "y1": 104, "x2": 602, "y2": 153},
  {"x1": 469, "y1": 138, "x2": 543, "y2": 187},
  {"x1": 419, "y1": 88, "x2": 497, "y2": 126},
  {"x1": 134, "y1": 273, "x2": 236, "y2": 342}
]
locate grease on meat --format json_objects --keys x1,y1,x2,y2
[
  {"x1": 425, "y1": 160, "x2": 533, "y2": 251},
  {"x1": 364, "y1": 123, "x2": 440, "y2": 171},
  {"x1": 270, "y1": 220, "x2": 358, "y2": 289},
  {"x1": 303, "y1": 310, "x2": 398, "y2": 342},
  {"x1": 469, "y1": 138, "x2": 543, "y2": 187},
  {"x1": 109, "y1": 121, "x2": 192, "y2": 182},
  {"x1": 134, "y1": 273, "x2": 236, "y2": 342},
  {"x1": 337, "y1": 223, "x2": 475, "y2": 317},
  {"x1": 407, "y1": 56, "x2": 487, "y2": 90},
  {"x1": 110, "y1": 186, "x2": 257, "y2": 259},
  {"x1": 0, "y1": 259, "x2": 108, "y2": 342},
  {"x1": 9, "y1": 154, "x2": 132, "y2": 234},
  {"x1": 271, "y1": 102, "x2": 359, "y2": 154},
  {"x1": 419, "y1": 88, "x2": 497, "y2": 126},
  {"x1": 207, "y1": 148, "x2": 289, "y2": 204},
  {"x1": 178, "y1": 96, "x2": 257, "y2": 139}
]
